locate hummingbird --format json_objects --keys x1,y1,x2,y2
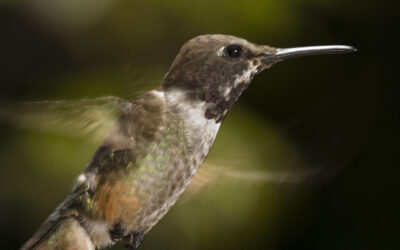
[{"x1": 20, "y1": 34, "x2": 355, "y2": 250}]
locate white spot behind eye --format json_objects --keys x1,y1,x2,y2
[{"x1": 217, "y1": 46, "x2": 225, "y2": 57}]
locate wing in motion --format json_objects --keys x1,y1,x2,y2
[{"x1": 0, "y1": 96, "x2": 131, "y2": 143}]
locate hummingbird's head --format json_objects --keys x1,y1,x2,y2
[{"x1": 163, "y1": 34, "x2": 355, "y2": 122}]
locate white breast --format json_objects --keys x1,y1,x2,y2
[{"x1": 162, "y1": 89, "x2": 221, "y2": 162}]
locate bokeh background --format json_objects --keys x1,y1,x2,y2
[{"x1": 0, "y1": 0, "x2": 399, "y2": 249}]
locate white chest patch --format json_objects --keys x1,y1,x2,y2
[{"x1": 164, "y1": 89, "x2": 221, "y2": 158}]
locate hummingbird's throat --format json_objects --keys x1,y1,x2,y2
[{"x1": 204, "y1": 65, "x2": 259, "y2": 122}]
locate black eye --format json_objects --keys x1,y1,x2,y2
[{"x1": 225, "y1": 44, "x2": 243, "y2": 58}]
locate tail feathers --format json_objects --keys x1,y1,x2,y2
[{"x1": 21, "y1": 212, "x2": 94, "y2": 250}]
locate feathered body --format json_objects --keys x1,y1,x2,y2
[{"x1": 22, "y1": 88, "x2": 222, "y2": 249}]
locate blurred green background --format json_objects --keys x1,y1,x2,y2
[{"x1": 0, "y1": 0, "x2": 399, "y2": 249}]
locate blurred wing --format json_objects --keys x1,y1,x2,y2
[
  {"x1": 0, "y1": 96, "x2": 131, "y2": 143},
  {"x1": 186, "y1": 162, "x2": 320, "y2": 195}
]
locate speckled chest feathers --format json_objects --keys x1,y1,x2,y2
[{"x1": 68, "y1": 89, "x2": 219, "y2": 247}]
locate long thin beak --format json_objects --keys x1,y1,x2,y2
[{"x1": 273, "y1": 45, "x2": 356, "y2": 60}]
